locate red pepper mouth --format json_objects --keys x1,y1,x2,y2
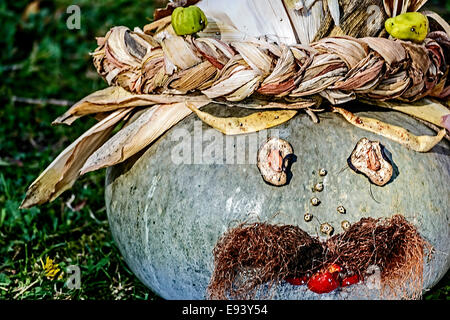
[{"x1": 286, "y1": 263, "x2": 362, "y2": 294}]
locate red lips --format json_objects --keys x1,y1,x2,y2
[
  {"x1": 286, "y1": 263, "x2": 361, "y2": 294},
  {"x1": 307, "y1": 264, "x2": 341, "y2": 294},
  {"x1": 341, "y1": 274, "x2": 360, "y2": 287},
  {"x1": 285, "y1": 275, "x2": 309, "y2": 286}
]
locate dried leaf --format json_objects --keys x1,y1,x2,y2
[
  {"x1": 361, "y1": 37, "x2": 406, "y2": 68},
  {"x1": 20, "y1": 109, "x2": 131, "y2": 209},
  {"x1": 201, "y1": 67, "x2": 260, "y2": 99},
  {"x1": 258, "y1": 45, "x2": 297, "y2": 96},
  {"x1": 332, "y1": 106, "x2": 446, "y2": 152},
  {"x1": 383, "y1": 0, "x2": 428, "y2": 17},
  {"x1": 221, "y1": 97, "x2": 318, "y2": 110},
  {"x1": 327, "y1": 0, "x2": 341, "y2": 26},
  {"x1": 80, "y1": 101, "x2": 210, "y2": 174},
  {"x1": 170, "y1": 60, "x2": 218, "y2": 92},
  {"x1": 53, "y1": 86, "x2": 211, "y2": 125},
  {"x1": 186, "y1": 102, "x2": 297, "y2": 135},
  {"x1": 161, "y1": 31, "x2": 202, "y2": 70},
  {"x1": 143, "y1": 15, "x2": 172, "y2": 34},
  {"x1": 423, "y1": 11, "x2": 450, "y2": 37},
  {"x1": 193, "y1": 38, "x2": 234, "y2": 69},
  {"x1": 361, "y1": 98, "x2": 450, "y2": 131},
  {"x1": 314, "y1": 37, "x2": 368, "y2": 69},
  {"x1": 231, "y1": 42, "x2": 273, "y2": 75},
  {"x1": 332, "y1": 55, "x2": 384, "y2": 91},
  {"x1": 284, "y1": 0, "x2": 326, "y2": 45},
  {"x1": 367, "y1": 71, "x2": 411, "y2": 99},
  {"x1": 315, "y1": 0, "x2": 389, "y2": 41},
  {"x1": 290, "y1": 63, "x2": 347, "y2": 97},
  {"x1": 225, "y1": 75, "x2": 262, "y2": 101}
]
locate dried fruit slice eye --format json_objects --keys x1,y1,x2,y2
[
  {"x1": 257, "y1": 137, "x2": 294, "y2": 186},
  {"x1": 348, "y1": 138, "x2": 393, "y2": 186}
]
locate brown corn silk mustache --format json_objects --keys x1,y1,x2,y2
[
  {"x1": 207, "y1": 215, "x2": 430, "y2": 300},
  {"x1": 207, "y1": 223, "x2": 324, "y2": 300}
]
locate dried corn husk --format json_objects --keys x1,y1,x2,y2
[
  {"x1": 80, "y1": 101, "x2": 210, "y2": 174},
  {"x1": 91, "y1": 12, "x2": 449, "y2": 127},
  {"x1": 197, "y1": 0, "x2": 298, "y2": 44},
  {"x1": 361, "y1": 98, "x2": 450, "y2": 131},
  {"x1": 314, "y1": 0, "x2": 389, "y2": 41},
  {"x1": 333, "y1": 106, "x2": 446, "y2": 152},
  {"x1": 96, "y1": 13, "x2": 448, "y2": 107},
  {"x1": 201, "y1": 67, "x2": 260, "y2": 99},
  {"x1": 53, "y1": 86, "x2": 211, "y2": 125},
  {"x1": 172, "y1": 0, "x2": 343, "y2": 45},
  {"x1": 20, "y1": 109, "x2": 132, "y2": 208},
  {"x1": 284, "y1": 0, "x2": 327, "y2": 45},
  {"x1": 383, "y1": 0, "x2": 428, "y2": 17},
  {"x1": 221, "y1": 97, "x2": 320, "y2": 110},
  {"x1": 423, "y1": 11, "x2": 450, "y2": 36},
  {"x1": 186, "y1": 102, "x2": 298, "y2": 135},
  {"x1": 169, "y1": 60, "x2": 218, "y2": 93}
]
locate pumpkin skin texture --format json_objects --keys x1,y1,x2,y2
[
  {"x1": 105, "y1": 104, "x2": 449, "y2": 300},
  {"x1": 171, "y1": 6, "x2": 208, "y2": 36}
]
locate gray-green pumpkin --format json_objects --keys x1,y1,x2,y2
[{"x1": 105, "y1": 104, "x2": 449, "y2": 300}]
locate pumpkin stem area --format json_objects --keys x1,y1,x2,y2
[{"x1": 207, "y1": 215, "x2": 431, "y2": 300}]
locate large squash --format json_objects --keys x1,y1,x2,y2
[{"x1": 105, "y1": 105, "x2": 449, "y2": 299}]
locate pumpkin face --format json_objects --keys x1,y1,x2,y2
[
  {"x1": 171, "y1": 6, "x2": 208, "y2": 36},
  {"x1": 105, "y1": 105, "x2": 449, "y2": 300}
]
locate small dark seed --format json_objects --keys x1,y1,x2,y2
[
  {"x1": 337, "y1": 206, "x2": 346, "y2": 214},
  {"x1": 304, "y1": 213, "x2": 313, "y2": 222},
  {"x1": 311, "y1": 197, "x2": 320, "y2": 206},
  {"x1": 314, "y1": 182, "x2": 324, "y2": 192},
  {"x1": 341, "y1": 220, "x2": 351, "y2": 231},
  {"x1": 320, "y1": 223, "x2": 334, "y2": 236}
]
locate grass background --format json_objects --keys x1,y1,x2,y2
[{"x1": 0, "y1": 0, "x2": 449, "y2": 300}]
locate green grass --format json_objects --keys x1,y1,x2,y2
[
  {"x1": 0, "y1": 0, "x2": 159, "y2": 300},
  {"x1": 0, "y1": 0, "x2": 448, "y2": 300}
]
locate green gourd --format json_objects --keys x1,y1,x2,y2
[
  {"x1": 171, "y1": 6, "x2": 208, "y2": 36},
  {"x1": 385, "y1": 12, "x2": 429, "y2": 43}
]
